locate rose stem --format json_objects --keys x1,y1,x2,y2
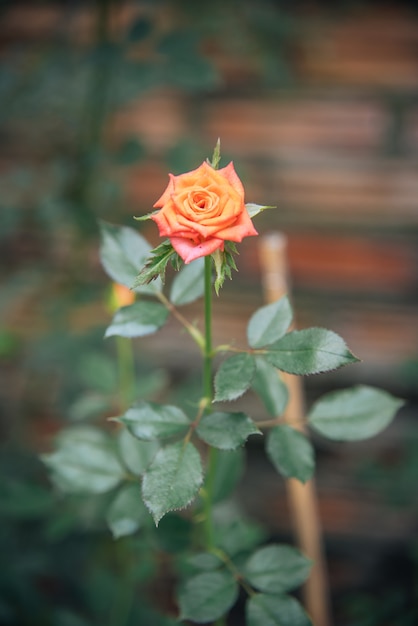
[
  {"x1": 259, "y1": 232, "x2": 331, "y2": 626},
  {"x1": 202, "y1": 255, "x2": 217, "y2": 551}
]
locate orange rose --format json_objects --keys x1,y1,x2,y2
[{"x1": 151, "y1": 161, "x2": 258, "y2": 263}]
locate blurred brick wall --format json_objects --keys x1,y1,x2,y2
[
  {"x1": 114, "y1": 4, "x2": 418, "y2": 396},
  {"x1": 1, "y1": 2, "x2": 417, "y2": 392}
]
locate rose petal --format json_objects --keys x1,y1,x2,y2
[
  {"x1": 170, "y1": 236, "x2": 224, "y2": 263},
  {"x1": 213, "y1": 208, "x2": 258, "y2": 242},
  {"x1": 217, "y1": 162, "x2": 245, "y2": 198},
  {"x1": 153, "y1": 173, "x2": 176, "y2": 208}
]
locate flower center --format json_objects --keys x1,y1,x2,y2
[{"x1": 188, "y1": 188, "x2": 217, "y2": 213}]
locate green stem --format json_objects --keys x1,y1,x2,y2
[
  {"x1": 203, "y1": 256, "x2": 213, "y2": 401},
  {"x1": 202, "y1": 255, "x2": 217, "y2": 551}
]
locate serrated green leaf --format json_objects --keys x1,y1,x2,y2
[
  {"x1": 265, "y1": 328, "x2": 359, "y2": 375},
  {"x1": 247, "y1": 296, "x2": 293, "y2": 348},
  {"x1": 245, "y1": 203, "x2": 276, "y2": 218},
  {"x1": 247, "y1": 593, "x2": 312, "y2": 626},
  {"x1": 169, "y1": 257, "x2": 204, "y2": 305},
  {"x1": 142, "y1": 441, "x2": 203, "y2": 524},
  {"x1": 244, "y1": 544, "x2": 312, "y2": 593},
  {"x1": 308, "y1": 385, "x2": 404, "y2": 441},
  {"x1": 266, "y1": 425, "x2": 315, "y2": 483},
  {"x1": 42, "y1": 427, "x2": 125, "y2": 494},
  {"x1": 197, "y1": 411, "x2": 261, "y2": 450},
  {"x1": 252, "y1": 357, "x2": 289, "y2": 416},
  {"x1": 117, "y1": 428, "x2": 159, "y2": 476},
  {"x1": 214, "y1": 353, "x2": 256, "y2": 402},
  {"x1": 106, "y1": 483, "x2": 148, "y2": 538},
  {"x1": 105, "y1": 301, "x2": 168, "y2": 338},
  {"x1": 99, "y1": 221, "x2": 161, "y2": 294},
  {"x1": 178, "y1": 570, "x2": 238, "y2": 623},
  {"x1": 212, "y1": 448, "x2": 245, "y2": 502},
  {"x1": 117, "y1": 401, "x2": 190, "y2": 440}
]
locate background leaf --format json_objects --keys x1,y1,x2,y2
[
  {"x1": 216, "y1": 518, "x2": 266, "y2": 557},
  {"x1": 42, "y1": 427, "x2": 125, "y2": 494},
  {"x1": 308, "y1": 385, "x2": 404, "y2": 441},
  {"x1": 265, "y1": 328, "x2": 359, "y2": 375},
  {"x1": 266, "y1": 425, "x2": 315, "y2": 483},
  {"x1": 178, "y1": 570, "x2": 238, "y2": 623},
  {"x1": 196, "y1": 411, "x2": 261, "y2": 450},
  {"x1": 169, "y1": 257, "x2": 204, "y2": 305},
  {"x1": 247, "y1": 296, "x2": 293, "y2": 348},
  {"x1": 247, "y1": 593, "x2": 312, "y2": 626},
  {"x1": 142, "y1": 441, "x2": 203, "y2": 524},
  {"x1": 155, "y1": 513, "x2": 193, "y2": 554},
  {"x1": 252, "y1": 357, "x2": 289, "y2": 416},
  {"x1": 187, "y1": 552, "x2": 224, "y2": 572},
  {"x1": 212, "y1": 448, "x2": 245, "y2": 502},
  {"x1": 214, "y1": 353, "x2": 256, "y2": 402},
  {"x1": 105, "y1": 301, "x2": 168, "y2": 338},
  {"x1": 118, "y1": 401, "x2": 190, "y2": 440},
  {"x1": 117, "y1": 429, "x2": 159, "y2": 476},
  {"x1": 106, "y1": 483, "x2": 149, "y2": 538},
  {"x1": 244, "y1": 544, "x2": 311, "y2": 593},
  {"x1": 99, "y1": 221, "x2": 161, "y2": 294}
]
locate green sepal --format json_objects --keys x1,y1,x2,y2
[
  {"x1": 245, "y1": 203, "x2": 276, "y2": 218},
  {"x1": 209, "y1": 137, "x2": 221, "y2": 169},
  {"x1": 133, "y1": 210, "x2": 159, "y2": 221},
  {"x1": 212, "y1": 242, "x2": 239, "y2": 295},
  {"x1": 133, "y1": 240, "x2": 182, "y2": 287}
]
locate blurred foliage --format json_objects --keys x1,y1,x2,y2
[
  {"x1": 0, "y1": 1, "x2": 417, "y2": 624},
  {"x1": 0, "y1": 0, "x2": 298, "y2": 438}
]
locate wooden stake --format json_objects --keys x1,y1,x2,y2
[{"x1": 259, "y1": 233, "x2": 332, "y2": 626}]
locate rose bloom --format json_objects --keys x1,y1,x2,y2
[{"x1": 151, "y1": 161, "x2": 258, "y2": 263}]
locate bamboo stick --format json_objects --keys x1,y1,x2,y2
[{"x1": 259, "y1": 233, "x2": 332, "y2": 626}]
